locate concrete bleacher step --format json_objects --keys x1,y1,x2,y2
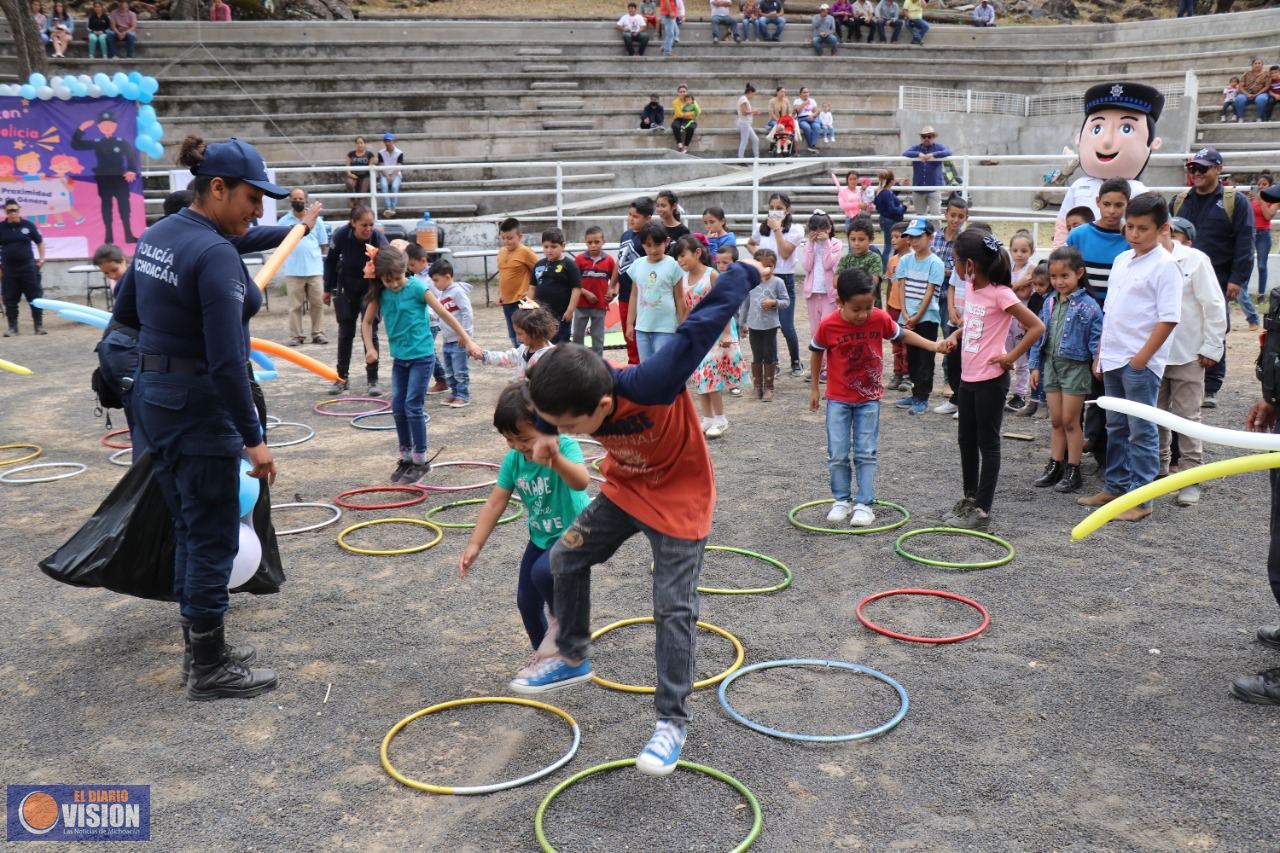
[
  {"x1": 517, "y1": 47, "x2": 564, "y2": 56},
  {"x1": 552, "y1": 140, "x2": 606, "y2": 152},
  {"x1": 523, "y1": 65, "x2": 570, "y2": 73},
  {"x1": 530, "y1": 81, "x2": 580, "y2": 90},
  {"x1": 537, "y1": 100, "x2": 587, "y2": 110}
]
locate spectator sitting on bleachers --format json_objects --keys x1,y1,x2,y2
[
  {"x1": 617, "y1": 2, "x2": 651, "y2": 55},
  {"x1": 641, "y1": 94, "x2": 665, "y2": 130},
  {"x1": 847, "y1": 0, "x2": 875, "y2": 41},
  {"x1": 902, "y1": 0, "x2": 928, "y2": 44},
  {"x1": 108, "y1": 0, "x2": 137, "y2": 58},
  {"x1": 209, "y1": 0, "x2": 231, "y2": 20},
  {"x1": 873, "y1": 0, "x2": 902, "y2": 43},
  {"x1": 1268, "y1": 65, "x2": 1280, "y2": 122},
  {"x1": 46, "y1": 1, "x2": 74, "y2": 56},
  {"x1": 765, "y1": 85, "x2": 791, "y2": 132},
  {"x1": 1235, "y1": 58, "x2": 1271, "y2": 123},
  {"x1": 345, "y1": 136, "x2": 372, "y2": 207},
  {"x1": 811, "y1": 4, "x2": 839, "y2": 56},
  {"x1": 711, "y1": 0, "x2": 739, "y2": 42},
  {"x1": 376, "y1": 132, "x2": 404, "y2": 218},
  {"x1": 757, "y1": 0, "x2": 784, "y2": 41},
  {"x1": 31, "y1": 0, "x2": 50, "y2": 49},
  {"x1": 972, "y1": 0, "x2": 995, "y2": 26},
  {"x1": 739, "y1": 0, "x2": 761, "y2": 39}
]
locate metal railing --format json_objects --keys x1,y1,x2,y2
[{"x1": 898, "y1": 83, "x2": 1188, "y2": 117}]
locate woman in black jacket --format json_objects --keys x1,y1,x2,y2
[{"x1": 323, "y1": 204, "x2": 387, "y2": 394}]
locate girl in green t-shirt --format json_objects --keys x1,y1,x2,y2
[{"x1": 458, "y1": 381, "x2": 591, "y2": 687}]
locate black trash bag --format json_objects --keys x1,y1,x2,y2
[{"x1": 39, "y1": 375, "x2": 286, "y2": 599}]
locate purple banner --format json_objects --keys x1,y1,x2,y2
[{"x1": 0, "y1": 96, "x2": 146, "y2": 259}]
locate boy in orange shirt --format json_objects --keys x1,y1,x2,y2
[
  {"x1": 517, "y1": 255, "x2": 764, "y2": 778},
  {"x1": 497, "y1": 217, "x2": 538, "y2": 345}
]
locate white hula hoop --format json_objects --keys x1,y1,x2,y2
[
  {"x1": 1097, "y1": 397, "x2": 1280, "y2": 451},
  {"x1": 0, "y1": 461, "x2": 89, "y2": 484},
  {"x1": 108, "y1": 447, "x2": 132, "y2": 467},
  {"x1": 265, "y1": 422, "x2": 316, "y2": 449},
  {"x1": 265, "y1": 415, "x2": 282, "y2": 426},
  {"x1": 272, "y1": 502, "x2": 343, "y2": 535}
]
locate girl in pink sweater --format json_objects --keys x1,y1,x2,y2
[{"x1": 802, "y1": 210, "x2": 844, "y2": 374}]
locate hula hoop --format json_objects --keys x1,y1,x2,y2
[
  {"x1": 264, "y1": 421, "x2": 316, "y2": 449},
  {"x1": 381, "y1": 696, "x2": 580, "y2": 796},
  {"x1": 421, "y1": 460, "x2": 501, "y2": 493},
  {"x1": 0, "y1": 461, "x2": 88, "y2": 485},
  {"x1": 334, "y1": 485, "x2": 429, "y2": 511},
  {"x1": 108, "y1": 447, "x2": 132, "y2": 467},
  {"x1": 575, "y1": 438, "x2": 606, "y2": 463},
  {"x1": 855, "y1": 588, "x2": 990, "y2": 644},
  {"x1": 787, "y1": 499, "x2": 910, "y2": 535},
  {"x1": 100, "y1": 428, "x2": 131, "y2": 449},
  {"x1": 350, "y1": 410, "x2": 429, "y2": 431},
  {"x1": 0, "y1": 443, "x2": 41, "y2": 466},
  {"x1": 589, "y1": 617, "x2": 745, "y2": 694},
  {"x1": 312, "y1": 397, "x2": 391, "y2": 417},
  {"x1": 336, "y1": 517, "x2": 444, "y2": 556},
  {"x1": 717, "y1": 658, "x2": 909, "y2": 743},
  {"x1": 535, "y1": 758, "x2": 762, "y2": 853},
  {"x1": 264, "y1": 414, "x2": 282, "y2": 426},
  {"x1": 894, "y1": 527, "x2": 1015, "y2": 570},
  {"x1": 649, "y1": 545, "x2": 792, "y2": 595},
  {"x1": 271, "y1": 502, "x2": 343, "y2": 536},
  {"x1": 424, "y1": 497, "x2": 525, "y2": 529}
]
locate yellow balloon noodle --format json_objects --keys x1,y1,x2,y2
[
  {"x1": 253, "y1": 224, "x2": 308, "y2": 291},
  {"x1": 0, "y1": 357, "x2": 33, "y2": 376},
  {"x1": 1072, "y1": 452, "x2": 1280, "y2": 540}
]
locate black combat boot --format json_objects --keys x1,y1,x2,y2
[
  {"x1": 1053, "y1": 464, "x2": 1082, "y2": 493},
  {"x1": 180, "y1": 618, "x2": 256, "y2": 687},
  {"x1": 1034, "y1": 459, "x2": 1063, "y2": 487},
  {"x1": 187, "y1": 625, "x2": 277, "y2": 701}
]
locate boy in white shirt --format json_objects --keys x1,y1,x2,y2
[
  {"x1": 1078, "y1": 192, "x2": 1182, "y2": 522},
  {"x1": 817, "y1": 102, "x2": 835, "y2": 142},
  {"x1": 1156, "y1": 217, "x2": 1226, "y2": 505}
]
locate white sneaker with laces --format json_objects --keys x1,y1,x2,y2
[
  {"x1": 850, "y1": 503, "x2": 876, "y2": 527},
  {"x1": 636, "y1": 720, "x2": 687, "y2": 777},
  {"x1": 699, "y1": 416, "x2": 713, "y2": 433},
  {"x1": 826, "y1": 501, "x2": 852, "y2": 523},
  {"x1": 933, "y1": 401, "x2": 958, "y2": 414},
  {"x1": 706, "y1": 416, "x2": 728, "y2": 438}
]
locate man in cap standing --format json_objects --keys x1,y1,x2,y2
[
  {"x1": 1172, "y1": 147, "x2": 1257, "y2": 407},
  {"x1": 71, "y1": 109, "x2": 140, "y2": 245},
  {"x1": 902, "y1": 126, "x2": 951, "y2": 217}
]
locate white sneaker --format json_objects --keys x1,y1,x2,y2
[
  {"x1": 933, "y1": 401, "x2": 958, "y2": 414},
  {"x1": 700, "y1": 416, "x2": 713, "y2": 432},
  {"x1": 636, "y1": 720, "x2": 686, "y2": 777},
  {"x1": 705, "y1": 416, "x2": 727, "y2": 438},
  {"x1": 850, "y1": 503, "x2": 876, "y2": 527},
  {"x1": 826, "y1": 501, "x2": 852, "y2": 522}
]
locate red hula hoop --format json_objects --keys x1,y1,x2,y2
[
  {"x1": 101, "y1": 428, "x2": 132, "y2": 450},
  {"x1": 334, "y1": 485, "x2": 429, "y2": 510},
  {"x1": 855, "y1": 588, "x2": 990, "y2": 645}
]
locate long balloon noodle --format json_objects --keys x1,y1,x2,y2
[
  {"x1": 58, "y1": 309, "x2": 108, "y2": 330},
  {"x1": 1096, "y1": 396, "x2": 1280, "y2": 451},
  {"x1": 250, "y1": 350, "x2": 275, "y2": 371},
  {"x1": 31, "y1": 298, "x2": 110, "y2": 320},
  {"x1": 1072, "y1": 452, "x2": 1280, "y2": 540},
  {"x1": 0, "y1": 357, "x2": 33, "y2": 376},
  {"x1": 250, "y1": 337, "x2": 338, "y2": 381},
  {"x1": 252, "y1": 224, "x2": 307, "y2": 290}
]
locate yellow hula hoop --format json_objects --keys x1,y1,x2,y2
[
  {"x1": 589, "y1": 617, "x2": 745, "y2": 694},
  {"x1": 1072, "y1": 452, "x2": 1280, "y2": 540},
  {"x1": 336, "y1": 517, "x2": 444, "y2": 555},
  {"x1": 0, "y1": 443, "x2": 42, "y2": 466},
  {"x1": 380, "y1": 696, "x2": 581, "y2": 795}
]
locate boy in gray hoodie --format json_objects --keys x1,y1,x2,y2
[
  {"x1": 744, "y1": 248, "x2": 790, "y2": 401},
  {"x1": 428, "y1": 259, "x2": 476, "y2": 407}
]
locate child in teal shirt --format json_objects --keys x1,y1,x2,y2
[
  {"x1": 459, "y1": 381, "x2": 591, "y2": 686},
  {"x1": 625, "y1": 221, "x2": 688, "y2": 361}
]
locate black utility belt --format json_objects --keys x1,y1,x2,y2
[{"x1": 140, "y1": 353, "x2": 208, "y2": 374}]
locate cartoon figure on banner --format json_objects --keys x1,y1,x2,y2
[
  {"x1": 48, "y1": 154, "x2": 86, "y2": 227},
  {"x1": 15, "y1": 152, "x2": 47, "y2": 224},
  {"x1": 1053, "y1": 82, "x2": 1165, "y2": 245},
  {"x1": 71, "y1": 109, "x2": 138, "y2": 245},
  {"x1": 0, "y1": 157, "x2": 13, "y2": 181}
]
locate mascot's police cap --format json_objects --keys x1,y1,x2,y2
[
  {"x1": 96, "y1": 110, "x2": 116, "y2": 123},
  {"x1": 1083, "y1": 82, "x2": 1165, "y2": 123}
]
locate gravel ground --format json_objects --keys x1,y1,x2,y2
[{"x1": 2, "y1": 297, "x2": 1280, "y2": 852}]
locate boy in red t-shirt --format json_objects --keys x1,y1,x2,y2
[
  {"x1": 810, "y1": 268, "x2": 948, "y2": 526},
  {"x1": 515, "y1": 256, "x2": 764, "y2": 778},
  {"x1": 572, "y1": 225, "x2": 616, "y2": 356}
]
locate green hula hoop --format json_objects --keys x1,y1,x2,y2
[
  {"x1": 534, "y1": 758, "x2": 763, "y2": 853},
  {"x1": 894, "y1": 527, "x2": 1015, "y2": 570},
  {"x1": 650, "y1": 545, "x2": 792, "y2": 595},
  {"x1": 424, "y1": 497, "x2": 525, "y2": 530},
  {"x1": 787, "y1": 499, "x2": 910, "y2": 535}
]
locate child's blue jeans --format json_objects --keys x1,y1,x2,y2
[
  {"x1": 1103, "y1": 364, "x2": 1161, "y2": 507},
  {"x1": 391, "y1": 356, "x2": 432, "y2": 455},
  {"x1": 517, "y1": 540, "x2": 556, "y2": 649},
  {"x1": 442, "y1": 340, "x2": 470, "y2": 401},
  {"x1": 826, "y1": 399, "x2": 880, "y2": 506}
]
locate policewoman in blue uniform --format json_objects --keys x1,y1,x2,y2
[
  {"x1": 0, "y1": 199, "x2": 47, "y2": 336},
  {"x1": 131, "y1": 135, "x2": 287, "y2": 701}
]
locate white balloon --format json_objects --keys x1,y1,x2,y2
[
  {"x1": 53, "y1": 86, "x2": 71, "y2": 100},
  {"x1": 50, "y1": 76, "x2": 63, "y2": 87},
  {"x1": 36, "y1": 85, "x2": 53, "y2": 100},
  {"x1": 1096, "y1": 397, "x2": 1280, "y2": 451},
  {"x1": 87, "y1": 84, "x2": 101, "y2": 97},
  {"x1": 228, "y1": 523, "x2": 262, "y2": 589}
]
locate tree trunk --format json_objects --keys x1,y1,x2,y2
[{"x1": 0, "y1": 0, "x2": 49, "y2": 79}]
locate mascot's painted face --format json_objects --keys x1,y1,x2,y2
[{"x1": 1077, "y1": 108, "x2": 1161, "y2": 181}]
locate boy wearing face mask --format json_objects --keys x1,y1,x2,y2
[{"x1": 279, "y1": 187, "x2": 330, "y2": 346}]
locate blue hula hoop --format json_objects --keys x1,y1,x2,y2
[{"x1": 717, "y1": 658, "x2": 909, "y2": 742}]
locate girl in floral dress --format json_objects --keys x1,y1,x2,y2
[{"x1": 677, "y1": 235, "x2": 743, "y2": 438}]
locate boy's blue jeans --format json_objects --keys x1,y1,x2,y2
[
  {"x1": 1103, "y1": 364, "x2": 1161, "y2": 507},
  {"x1": 378, "y1": 174, "x2": 402, "y2": 211},
  {"x1": 442, "y1": 340, "x2": 470, "y2": 401},
  {"x1": 826, "y1": 400, "x2": 880, "y2": 506},
  {"x1": 907, "y1": 17, "x2": 929, "y2": 41},
  {"x1": 391, "y1": 356, "x2": 432, "y2": 455},
  {"x1": 550, "y1": 494, "x2": 706, "y2": 723}
]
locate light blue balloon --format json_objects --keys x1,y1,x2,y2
[
  {"x1": 111, "y1": 71, "x2": 127, "y2": 85},
  {"x1": 139, "y1": 104, "x2": 156, "y2": 121},
  {"x1": 140, "y1": 77, "x2": 159, "y2": 96},
  {"x1": 28, "y1": 72, "x2": 46, "y2": 88},
  {"x1": 137, "y1": 90, "x2": 153, "y2": 104},
  {"x1": 19, "y1": 84, "x2": 35, "y2": 99},
  {"x1": 101, "y1": 83, "x2": 118, "y2": 97},
  {"x1": 135, "y1": 134, "x2": 155, "y2": 151},
  {"x1": 149, "y1": 121, "x2": 164, "y2": 139},
  {"x1": 147, "y1": 142, "x2": 165, "y2": 159},
  {"x1": 93, "y1": 72, "x2": 109, "y2": 85},
  {"x1": 127, "y1": 70, "x2": 142, "y2": 83},
  {"x1": 238, "y1": 459, "x2": 260, "y2": 518},
  {"x1": 120, "y1": 82, "x2": 138, "y2": 100}
]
